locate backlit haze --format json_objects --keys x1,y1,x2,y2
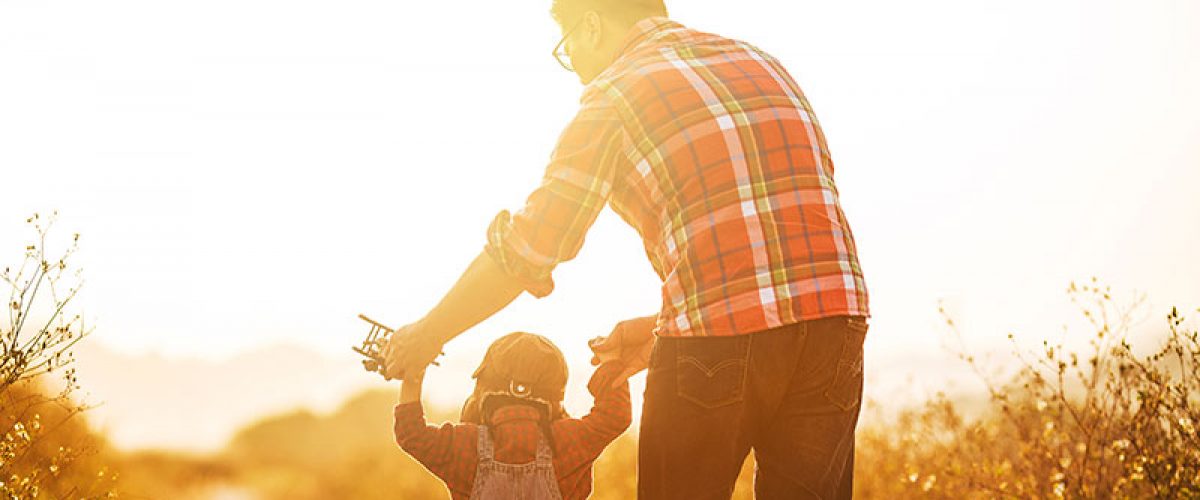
[{"x1": 1, "y1": 0, "x2": 1197, "y2": 451}]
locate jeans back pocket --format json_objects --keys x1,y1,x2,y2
[
  {"x1": 823, "y1": 317, "x2": 868, "y2": 411},
  {"x1": 675, "y1": 336, "x2": 750, "y2": 409}
]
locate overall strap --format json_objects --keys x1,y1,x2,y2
[
  {"x1": 476, "y1": 425, "x2": 495, "y2": 463},
  {"x1": 534, "y1": 429, "x2": 553, "y2": 463}
]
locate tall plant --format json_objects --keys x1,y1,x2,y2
[{"x1": 1, "y1": 212, "x2": 115, "y2": 499}]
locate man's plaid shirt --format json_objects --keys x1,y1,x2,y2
[
  {"x1": 393, "y1": 363, "x2": 630, "y2": 500},
  {"x1": 487, "y1": 17, "x2": 870, "y2": 337}
]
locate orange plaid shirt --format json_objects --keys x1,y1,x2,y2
[{"x1": 487, "y1": 17, "x2": 870, "y2": 337}]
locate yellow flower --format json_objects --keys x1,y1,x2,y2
[{"x1": 921, "y1": 475, "x2": 937, "y2": 492}]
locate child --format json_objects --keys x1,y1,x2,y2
[{"x1": 393, "y1": 332, "x2": 631, "y2": 500}]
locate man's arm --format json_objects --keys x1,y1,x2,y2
[
  {"x1": 384, "y1": 88, "x2": 629, "y2": 379},
  {"x1": 384, "y1": 251, "x2": 523, "y2": 379}
]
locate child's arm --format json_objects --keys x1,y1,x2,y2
[
  {"x1": 399, "y1": 369, "x2": 423, "y2": 405},
  {"x1": 392, "y1": 370, "x2": 477, "y2": 494},
  {"x1": 579, "y1": 361, "x2": 633, "y2": 438},
  {"x1": 551, "y1": 362, "x2": 633, "y2": 474}
]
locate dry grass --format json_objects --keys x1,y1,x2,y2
[
  {"x1": 0, "y1": 381, "x2": 118, "y2": 499},
  {"x1": 855, "y1": 280, "x2": 1199, "y2": 498},
  {"x1": 8, "y1": 276, "x2": 1196, "y2": 498},
  {"x1": 106, "y1": 282, "x2": 1200, "y2": 499}
]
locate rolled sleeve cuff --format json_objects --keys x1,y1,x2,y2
[{"x1": 485, "y1": 210, "x2": 556, "y2": 298}]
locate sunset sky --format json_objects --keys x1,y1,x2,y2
[{"x1": 1, "y1": 0, "x2": 1197, "y2": 450}]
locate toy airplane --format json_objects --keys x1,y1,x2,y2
[{"x1": 354, "y1": 314, "x2": 440, "y2": 380}]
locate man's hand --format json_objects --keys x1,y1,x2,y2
[
  {"x1": 383, "y1": 321, "x2": 444, "y2": 381},
  {"x1": 590, "y1": 315, "x2": 657, "y2": 388}
]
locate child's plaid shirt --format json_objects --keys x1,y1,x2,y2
[
  {"x1": 393, "y1": 363, "x2": 631, "y2": 500},
  {"x1": 486, "y1": 17, "x2": 870, "y2": 338}
]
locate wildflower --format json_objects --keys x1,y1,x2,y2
[
  {"x1": 1179, "y1": 417, "x2": 1195, "y2": 436},
  {"x1": 1131, "y1": 462, "x2": 1145, "y2": 481},
  {"x1": 12, "y1": 425, "x2": 28, "y2": 443},
  {"x1": 922, "y1": 474, "x2": 937, "y2": 492}
]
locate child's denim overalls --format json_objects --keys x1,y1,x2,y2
[{"x1": 469, "y1": 426, "x2": 563, "y2": 500}]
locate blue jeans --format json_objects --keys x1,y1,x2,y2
[{"x1": 638, "y1": 316, "x2": 868, "y2": 499}]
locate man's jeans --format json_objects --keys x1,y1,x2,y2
[{"x1": 638, "y1": 315, "x2": 868, "y2": 499}]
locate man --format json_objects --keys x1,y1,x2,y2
[{"x1": 384, "y1": 0, "x2": 870, "y2": 498}]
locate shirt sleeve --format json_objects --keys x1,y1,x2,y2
[
  {"x1": 485, "y1": 89, "x2": 629, "y2": 297},
  {"x1": 393, "y1": 402, "x2": 476, "y2": 490},
  {"x1": 551, "y1": 361, "x2": 633, "y2": 475}
]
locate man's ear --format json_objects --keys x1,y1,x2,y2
[{"x1": 583, "y1": 10, "x2": 603, "y2": 50}]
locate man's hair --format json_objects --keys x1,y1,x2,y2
[{"x1": 551, "y1": 0, "x2": 667, "y2": 25}]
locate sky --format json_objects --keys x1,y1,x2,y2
[{"x1": 1, "y1": 0, "x2": 1198, "y2": 448}]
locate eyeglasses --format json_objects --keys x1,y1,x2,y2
[{"x1": 552, "y1": 18, "x2": 585, "y2": 73}]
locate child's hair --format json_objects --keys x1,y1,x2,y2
[{"x1": 460, "y1": 332, "x2": 571, "y2": 428}]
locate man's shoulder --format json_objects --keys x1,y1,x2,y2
[{"x1": 598, "y1": 28, "x2": 773, "y2": 87}]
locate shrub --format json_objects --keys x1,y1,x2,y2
[{"x1": 855, "y1": 280, "x2": 1199, "y2": 498}]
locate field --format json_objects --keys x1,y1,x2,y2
[{"x1": 4, "y1": 282, "x2": 1197, "y2": 499}]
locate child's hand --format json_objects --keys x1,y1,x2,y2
[
  {"x1": 589, "y1": 336, "x2": 623, "y2": 366},
  {"x1": 590, "y1": 316, "x2": 656, "y2": 387}
]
